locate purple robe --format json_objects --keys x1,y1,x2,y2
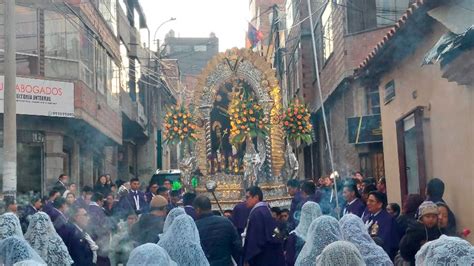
[
  {"x1": 73, "y1": 197, "x2": 88, "y2": 209},
  {"x1": 88, "y1": 204, "x2": 113, "y2": 261},
  {"x1": 58, "y1": 222, "x2": 94, "y2": 266},
  {"x1": 363, "y1": 209, "x2": 400, "y2": 258},
  {"x1": 184, "y1": 205, "x2": 197, "y2": 220},
  {"x1": 343, "y1": 198, "x2": 366, "y2": 217},
  {"x1": 231, "y1": 202, "x2": 251, "y2": 236},
  {"x1": 243, "y1": 203, "x2": 285, "y2": 266},
  {"x1": 288, "y1": 192, "x2": 303, "y2": 228},
  {"x1": 43, "y1": 201, "x2": 54, "y2": 217}
]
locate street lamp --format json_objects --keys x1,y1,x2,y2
[{"x1": 153, "y1": 17, "x2": 176, "y2": 53}]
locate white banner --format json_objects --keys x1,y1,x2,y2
[{"x1": 0, "y1": 76, "x2": 74, "y2": 118}]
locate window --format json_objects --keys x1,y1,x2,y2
[
  {"x1": 44, "y1": 11, "x2": 79, "y2": 60},
  {"x1": 44, "y1": 10, "x2": 94, "y2": 88},
  {"x1": 80, "y1": 30, "x2": 95, "y2": 89},
  {"x1": 367, "y1": 85, "x2": 381, "y2": 114},
  {"x1": 194, "y1": 45, "x2": 207, "y2": 52},
  {"x1": 172, "y1": 45, "x2": 191, "y2": 53},
  {"x1": 96, "y1": 46, "x2": 106, "y2": 94},
  {"x1": 0, "y1": 5, "x2": 39, "y2": 75},
  {"x1": 112, "y1": 61, "x2": 120, "y2": 95},
  {"x1": 384, "y1": 80, "x2": 395, "y2": 104},
  {"x1": 396, "y1": 107, "x2": 426, "y2": 198},
  {"x1": 97, "y1": 0, "x2": 117, "y2": 35},
  {"x1": 95, "y1": 46, "x2": 114, "y2": 95},
  {"x1": 321, "y1": 2, "x2": 334, "y2": 62},
  {"x1": 346, "y1": 0, "x2": 410, "y2": 34},
  {"x1": 285, "y1": 0, "x2": 294, "y2": 29},
  {"x1": 120, "y1": 41, "x2": 129, "y2": 92},
  {"x1": 376, "y1": 0, "x2": 410, "y2": 26}
]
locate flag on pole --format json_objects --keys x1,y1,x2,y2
[{"x1": 246, "y1": 23, "x2": 263, "y2": 49}]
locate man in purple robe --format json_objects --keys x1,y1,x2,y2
[
  {"x1": 74, "y1": 186, "x2": 93, "y2": 209},
  {"x1": 183, "y1": 192, "x2": 197, "y2": 220},
  {"x1": 294, "y1": 181, "x2": 322, "y2": 223},
  {"x1": 59, "y1": 206, "x2": 95, "y2": 265},
  {"x1": 243, "y1": 186, "x2": 285, "y2": 266},
  {"x1": 362, "y1": 191, "x2": 400, "y2": 259},
  {"x1": 342, "y1": 183, "x2": 366, "y2": 217},
  {"x1": 286, "y1": 179, "x2": 302, "y2": 229},
  {"x1": 230, "y1": 201, "x2": 250, "y2": 236},
  {"x1": 43, "y1": 189, "x2": 60, "y2": 217},
  {"x1": 88, "y1": 192, "x2": 114, "y2": 265}
]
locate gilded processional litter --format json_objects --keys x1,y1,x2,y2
[{"x1": 178, "y1": 48, "x2": 300, "y2": 209}]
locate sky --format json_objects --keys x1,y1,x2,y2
[{"x1": 140, "y1": 0, "x2": 249, "y2": 52}]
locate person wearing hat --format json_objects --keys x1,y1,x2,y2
[
  {"x1": 399, "y1": 201, "x2": 442, "y2": 264},
  {"x1": 362, "y1": 190, "x2": 400, "y2": 259},
  {"x1": 130, "y1": 195, "x2": 168, "y2": 245}
]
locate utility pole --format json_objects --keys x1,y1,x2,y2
[
  {"x1": 3, "y1": 0, "x2": 17, "y2": 199},
  {"x1": 306, "y1": 0, "x2": 340, "y2": 217}
]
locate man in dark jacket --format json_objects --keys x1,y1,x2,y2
[
  {"x1": 130, "y1": 195, "x2": 167, "y2": 244},
  {"x1": 20, "y1": 195, "x2": 42, "y2": 232},
  {"x1": 59, "y1": 206, "x2": 95, "y2": 266},
  {"x1": 194, "y1": 195, "x2": 242, "y2": 266},
  {"x1": 54, "y1": 174, "x2": 69, "y2": 196},
  {"x1": 128, "y1": 178, "x2": 147, "y2": 214},
  {"x1": 426, "y1": 178, "x2": 445, "y2": 203}
]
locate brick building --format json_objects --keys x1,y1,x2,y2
[
  {"x1": 0, "y1": 0, "x2": 176, "y2": 195},
  {"x1": 283, "y1": 0, "x2": 412, "y2": 179}
]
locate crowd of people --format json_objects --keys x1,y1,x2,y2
[{"x1": 0, "y1": 172, "x2": 473, "y2": 266}]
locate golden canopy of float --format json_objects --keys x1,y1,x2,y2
[{"x1": 190, "y1": 48, "x2": 291, "y2": 208}]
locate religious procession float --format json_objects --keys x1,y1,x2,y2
[{"x1": 163, "y1": 48, "x2": 313, "y2": 209}]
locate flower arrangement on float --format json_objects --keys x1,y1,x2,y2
[
  {"x1": 228, "y1": 94, "x2": 268, "y2": 145},
  {"x1": 282, "y1": 99, "x2": 313, "y2": 145},
  {"x1": 163, "y1": 105, "x2": 198, "y2": 145}
]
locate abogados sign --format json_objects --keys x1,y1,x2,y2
[{"x1": 0, "y1": 76, "x2": 74, "y2": 118}]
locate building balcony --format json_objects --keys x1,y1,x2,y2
[
  {"x1": 119, "y1": 90, "x2": 148, "y2": 130},
  {"x1": 74, "y1": 80, "x2": 122, "y2": 144}
]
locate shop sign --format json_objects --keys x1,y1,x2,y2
[
  {"x1": 0, "y1": 76, "x2": 74, "y2": 118},
  {"x1": 348, "y1": 114, "x2": 383, "y2": 144}
]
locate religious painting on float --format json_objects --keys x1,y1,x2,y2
[{"x1": 209, "y1": 79, "x2": 263, "y2": 175}]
